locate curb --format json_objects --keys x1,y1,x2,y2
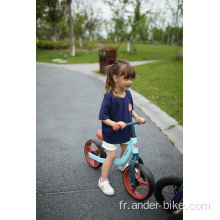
[{"x1": 37, "y1": 61, "x2": 183, "y2": 154}]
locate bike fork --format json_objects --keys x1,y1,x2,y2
[{"x1": 129, "y1": 153, "x2": 144, "y2": 187}]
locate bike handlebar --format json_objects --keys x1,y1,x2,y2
[{"x1": 113, "y1": 121, "x2": 140, "y2": 131}]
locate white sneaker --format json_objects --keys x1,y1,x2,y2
[
  {"x1": 98, "y1": 179, "x2": 115, "y2": 196},
  {"x1": 118, "y1": 162, "x2": 129, "y2": 172}
]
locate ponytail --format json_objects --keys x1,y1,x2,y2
[{"x1": 103, "y1": 65, "x2": 115, "y2": 96}]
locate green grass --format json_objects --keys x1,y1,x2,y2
[
  {"x1": 106, "y1": 43, "x2": 182, "y2": 61},
  {"x1": 131, "y1": 59, "x2": 183, "y2": 125},
  {"x1": 36, "y1": 50, "x2": 99, "y2": 64},
  {"x1": 36, "y1": 43, "x2": 182, "y2": 64}
]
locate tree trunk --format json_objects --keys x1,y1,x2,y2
[
  {"x1": 67, "y1": 0, "x2": 75, "y2": 56},
  {"x1": 167, "y1": 32, "x2": 170, "y2": 45},
  {"x1": 89, "y1": 33, "x2": 92, "y2": 41},
  {"x1": 36, "y1": 26, "x2": 39, "y2": 41},
  {"x1": 52, "y1": 21, "x2": 56, "y2": 42},
  {"x1": 79, "y1": 37, "x2": 82, "y2": 48},
  {"x1": 127, "y1": 40, "x2": 130, "y2": 52}
]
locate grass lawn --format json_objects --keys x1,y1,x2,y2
[
  {"x1": 131, "y1": 59, "x2": 183, "y2": 125},
  {"x1": 36, "y1": 43, "x2": 182, "y2": 64},
  {"x1": 106, "y1": 43, "x2": 182, "y2": 61},
  {"x1": 36, "y1": 50, "x2": 99, "y2": 63}
]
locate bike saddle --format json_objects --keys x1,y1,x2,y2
[{"x1": 96, "y1": 129, "x2": 103, "y2": 141}]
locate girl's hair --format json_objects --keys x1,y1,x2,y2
[{"x1": 104, "y1": 59, "x2": 136, "y2": 97}]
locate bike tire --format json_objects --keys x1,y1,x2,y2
[
  {"x1": 123, "y1": 163, "x2": 155, "y2": 201},
  {"x1": 166, "y1": 210, "x2": 183, "y2": 220},
  {"x1": 84, "y1": 139, "x2": 106, "y2": 168},
  {"x1": 154, "y1": 176, "x2": 183, "y2": 213}
]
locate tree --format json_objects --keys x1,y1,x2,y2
[
  {"x1": 73, "y1": 13, "x2": 86, "y2": 47},
  {"x1": 36, "y1": 0, "x2": 44, "y2": 41},
  {"x1": 152, "y1": 27, "x2": 164, "y2": 43},
  {"x1": 66, "y1": 0, "x2": 75, "y2": 56},
  {"x1": 56, "y1": 14, "x2": 69, "y2": 40},
  {"x1": 130, "y1": 0, "x2": 151, "y2": 41},
  {"x1": 43, "y1": 0, "x2": 65, "y2": 42},
  {"x1": 168, "y1": 0, "x2": 183, "y2": 45},
  {"x1": 36, "y1": 18, "x2": 51, "y2": 41},
  {"x1": 148, "y1": 6, "x2": 167, "y2": 44},
  {"x1": 104, "y1": 0, "x2": 152, "y2": 51},
  {"x1": 103, "y1": 19, "x2": 114, "y2": 40},
  {"x1": 84, "y1": 4, "x2": 102, "y2": 41},
  {"x1": 73, "y1": 0, "x2": 102, "y2": 41},
  {"x1": 104, "y1": 0, "x2": 126, "y2": 42},
  {"x1": 104, "y1": 0, "x2": 130, "y2": 50}
]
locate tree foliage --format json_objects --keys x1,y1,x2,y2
[
  {"x1": 73, "y1": 13, "x2": 86, "y2": 39},
  {"x1": 37, "y1": 0, "x2": 66, "y2": 42},
  {"x1": 36, "y1": 0, "x2": 183, "y2": 47}
]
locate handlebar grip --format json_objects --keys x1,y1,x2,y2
[
  {"x1": 113, "y1": 124, "x2": 121, "y2": 131},
  {"x1": 126, "y1": 121, "x2": 139, "y2": 126},
  {"x1": 113, "y1": 121, "x2": 140, "y2": 131}
]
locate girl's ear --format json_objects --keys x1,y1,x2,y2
[{"x1": 113, "y1": 75, "x2": 118, "y2": 82}]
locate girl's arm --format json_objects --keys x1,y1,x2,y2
[
  {"x1": 102, "y1": 119, "x2": 126, "y2": 130},
  {"x1": 132, "y1": 110, "x2": 146, "y2": 124}
]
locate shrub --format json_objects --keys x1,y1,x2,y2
[
  {"x1": 100, "y1": 46, "x2": 116, "y2": 51},
  {"x1": 36, "y1": 40, "x2": 70, "y2": 49},
  {"x1": 36, "y1": 40, "x2": 98, "y2": 50}
]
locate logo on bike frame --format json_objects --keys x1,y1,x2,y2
[{"x1": 133, "y1": 143, "x2": 138, "y2": 148}]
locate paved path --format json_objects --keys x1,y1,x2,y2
[
  {"x1": 40, "y1": 61, "x2": 183, "y2": 153},
  {"x1": 36, "y1": 63, "x2": 183, "y2": 220}
]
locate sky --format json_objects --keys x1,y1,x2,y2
[
  {"x1": 93, "y1": 0, "x2": 178, "y2": 20},
  {"x1": 86, "y1": 0, "x2": 179, "y2": 37}
]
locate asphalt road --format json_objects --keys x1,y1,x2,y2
[{"x1": 36, "y1": 63, "x2": 183, "y2": 220}]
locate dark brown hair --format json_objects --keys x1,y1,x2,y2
[{"x1": 104, "y1": 59, "x2": 136, "y2": 97}]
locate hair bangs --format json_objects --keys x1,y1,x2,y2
[{"x1": 119, "y1": 63, "x2": 136, "y2": 80}]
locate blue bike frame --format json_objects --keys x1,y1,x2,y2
[{"x1": 88, "y1": 121, "x2": 144, "y2": 187}]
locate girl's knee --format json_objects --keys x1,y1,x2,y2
[{"x1": 107, "y1": 150, "x2": 116, "y2": 160}]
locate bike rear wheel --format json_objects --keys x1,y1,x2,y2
[
  {"x1": 123, "y1": 163, "x2": 155, "y2": 200},
  {"x1": 84, "y1": 139, "x2": 106, "y2": 168},
  {"x1": 154, "y1": 176, "x2": 183, "y2": 213}
]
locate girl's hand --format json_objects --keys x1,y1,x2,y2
[
  {"x1": 136, "y1": 117, "x2": 146, "y2": 125},
  {"x1": 113, "y1": 121, "x2": 126, "y2": 131},
  {"x1": 117, "y1": 121, "x2": 126, "y2": 130}
]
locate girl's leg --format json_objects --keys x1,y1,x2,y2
[
  {"x1": 120, "y1": 143, "x2": 129, "y2": 158},
  {"x1": 101, "y1": 150, "x2": 116, "y2": 179},
  {"x1": 99, "y1": 149, "x2": 116, "y2": 196},
  {"x1": 118, "y1": 143, "x2": 129, "y2": 171}
]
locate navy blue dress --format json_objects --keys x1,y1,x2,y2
[{"x1": 99, "y1": 90, "x2": 134, "y2": 144}]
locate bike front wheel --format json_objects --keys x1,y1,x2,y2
[{"x1": 123, "y1": 163, "x2": 155, "y2": 200}]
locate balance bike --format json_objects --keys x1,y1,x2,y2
[{"x1": 84, "y1": 121, "x2": 155, "y2": 200}]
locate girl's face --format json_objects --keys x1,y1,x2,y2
[{"x1": 114, "y1": 75, "x2": 133, "y2": 91}]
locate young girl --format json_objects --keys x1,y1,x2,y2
[{"x1": 98, "y1": 59, "x2": 146, "y2": 195}]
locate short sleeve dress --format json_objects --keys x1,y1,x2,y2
[{"x1": 99, "y1": 90, "x2": 134, "y2": 144}]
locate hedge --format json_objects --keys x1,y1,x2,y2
[
  {"x1": 36, "y1": 40, "x2": 70, "y2": 49},
  {"x1": 36, "y1": 40, "x2": 97, "y2": 50}
]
